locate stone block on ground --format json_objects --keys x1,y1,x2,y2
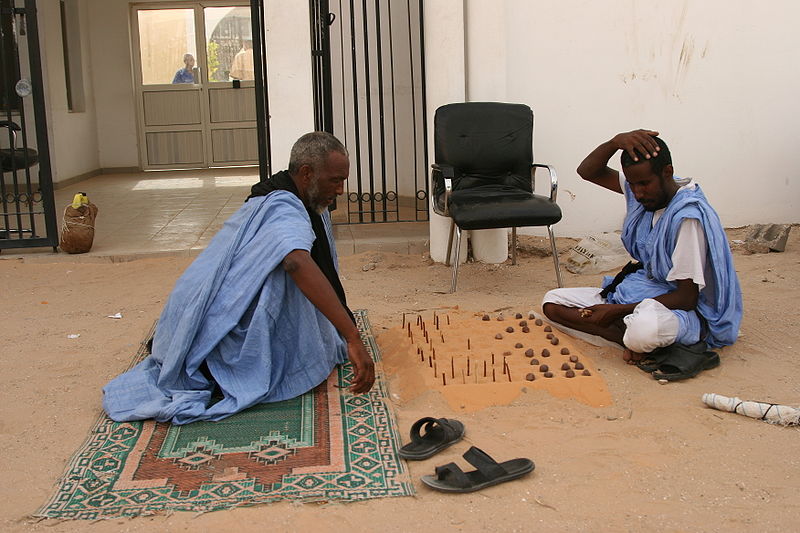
[{"x1": 744, "y1": 224, "x2": 792, "y2": 253}]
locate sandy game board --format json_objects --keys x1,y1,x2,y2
[{"x1": 379, "y1": 309, "x2": 612, "y2": 411}]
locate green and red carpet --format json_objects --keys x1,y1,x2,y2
[{"x1": 36, "y1": 310, "x2": 413, "y2": 519}]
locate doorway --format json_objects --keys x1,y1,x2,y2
[{"x1": 130, "y1": 2, "x2": 259, "y2": 170}]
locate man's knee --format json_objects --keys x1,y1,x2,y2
[
  {"x1": 622, "y1": 316, "x2": 661, "y2": 353},
  {"x1": 622, "y1": 299, "x2": 679, "y2": 353}
]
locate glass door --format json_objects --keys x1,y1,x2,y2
[{"x1": 131, "y1": 3, "x2": 257, "y2": 170}]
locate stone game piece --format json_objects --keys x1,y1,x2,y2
[
  {"x1": 525, "y1": 373, "x2": 536, "y2": 381},
  {"x1": 565, "y1": 370, "x2": 576, "y2": 378},
  {"x1": 575, "y1": 362, "x2": 585, "y2": 370},
  {"x1": 519, "y1": 320, "x2": 527, "y2": 327},
  {"x1": 561, "y1": 348, "x2": 570, "y2": 355},
  {"x1": 582, "y1": 369, "x2": 591, "y2": 376},
  {"x1": 569, "y1": 355, "x2": 578, "y2": 362},
  {"x1": 560, "y1": 363, "x2": 570, "y2": 371},
  {"x1": 546, "y1": 333, "x2": 554, "y2": 340},
  {"x1": 524, "y1": 348, "x2": 534, "y2": 357},
  {"x1": 495, "y1": 333, "x2": 504, "y2": 339},
  {"x1": 550, "y1": 337, "x2": 560, "y2": 345},
  {"x1": 539, "y1": 364, "x2": 549, "y2": 372},
  {"x1": 528, "y1": 312, "x2": 535, "y2": 320},
  {"x1": 543, "y1": 325, "x2": 552, "y2": 332},
  {"x1": 522, "y1": 327, "x2": 530, "y2": 333},
  {"x1": 497, "y1": 314, "x2": 504, "y2": 321},
  {"x1": 515, "y1": 343, "x2": 524, "y2": 349},
  {"x1": 515, "y1": 313, "x2": 523, "y2": 319},
  {"x1": 541, "y1": 348, "x2": 550, "y2": 357},
  {"x1": 544, "y1": 372, "x2": 554, "y2": 378},
  {"x1": 534, "y1": 318, "x2": 543, "y2": 326},
  {"x1": 506, "y1": 326, "x2": 515, "y2": 333},
  {"x1": 530, "y1": 357, "x2": 539, "y2": 364},
  {"x1": 482, "y1": 314, "x2": 490, "y2": 321}
]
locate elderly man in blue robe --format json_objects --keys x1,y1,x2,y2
[
  {"x1": 103, "y1": 132, "x2": 374, "y2": 424},
  {"x1": 542, "y1": 130, "x2": 742, "y2": 380}
]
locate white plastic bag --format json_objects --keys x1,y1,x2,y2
[{"x1": 564, "y1": 233, "x2": 630, "y2": 274}]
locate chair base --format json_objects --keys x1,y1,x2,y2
[{"x1": 445, "y1": 222, "x2": 563, "y2": 293}]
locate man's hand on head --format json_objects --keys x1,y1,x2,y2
[{"x1": 612, "y1": 129, "x2": 660, "y2": 162}]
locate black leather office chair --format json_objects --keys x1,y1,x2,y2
[
  {"x1": 1, "y1": 120, "x2": 38, "y2": 172},
  {"x1": 431, "y1": 102, "x2": 563, "y2": 292},
  {"x1": 1, "y1": 120, "x2": 40, "y2": 240}
]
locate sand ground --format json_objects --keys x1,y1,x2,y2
[{"x1": 1, "y1": 227, "x2": 798, "y2": 532}]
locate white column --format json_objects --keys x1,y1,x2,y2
[
  {"x1": 424, "y1": 0, "x2": 508, "y2": 264},
  {"x1": 423, "y1": 0, "x2": 467, "y2": 264}
]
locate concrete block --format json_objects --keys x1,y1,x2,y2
[{"x1": 744, "y1": 224, "x2": 792, "y2": 253}]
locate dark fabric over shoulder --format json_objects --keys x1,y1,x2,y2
[{"x1": 247, "y1": 171, "x2": 354, "y2": 323}]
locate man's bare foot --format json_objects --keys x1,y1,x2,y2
[{"x1": 622, "y1": 349, "x2": 644, "y2": 364}]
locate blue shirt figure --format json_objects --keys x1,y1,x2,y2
[{"x1": 172, "y1": 53, "x2": 196, "y2": 84}]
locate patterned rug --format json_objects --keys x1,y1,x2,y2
[{"x1": 36, "y1": 310, "x2": 413, "y2": 520}]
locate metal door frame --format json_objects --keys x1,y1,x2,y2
[
  {"x1": 0, "y1": 0, "x2": 57, "y2": 251},
  {"x1": 312, "y1": 0, "x2": 429, "y2": 224}
]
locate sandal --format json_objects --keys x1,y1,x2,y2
[
  {"x1": 651, "y1": 342, "x2": 720, "y2": 382},
  {"x1": 635, "y1": 346, "x2": 675, "y2": 373},
  {"x1": 421, "y1": 446, "x2": 534, "y2": 493},
  {"x1": 398, "y1": 417, "x2": 465, "y2": 460}
]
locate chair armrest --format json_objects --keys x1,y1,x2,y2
[
  {"x1": 532, "y1": 163, "x2": 558, "y2": 203},
  {"x1": 0, "y1": 120, "x2": 21, "y2": 131},
  {"x1": 0, "y1": 120, "x2": 21, "y2": 148},
  {"x1": 431, "y1": 163, "x2": 455, "y2": 216}
]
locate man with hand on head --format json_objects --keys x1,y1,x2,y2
[
  {"x1": 103, "y1": 132, "x2": 374, "y2": 424},
  {"x1": 542, "y1": 130, "x2": 742, "y2": 378}
]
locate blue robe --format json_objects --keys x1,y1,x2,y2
[
  {"x1": 604, "y1": 180, "x2": 742, "y2": 348},
  {"x1": 102, "y1": 192, "x2": 347, "y2": 424}
]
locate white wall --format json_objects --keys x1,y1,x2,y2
[
  {"x1": 86, "y1": 0, "x2": 138, "y2": 169},
  {"x1": 262, "y1": 1, "x2": 314, "y2": 169},
  {"x1": 452, "y1": 0, "x2": 800, "y2": 236},
  {"x1": 39, "y1": 0, "x2": 101, "y2": 183}
]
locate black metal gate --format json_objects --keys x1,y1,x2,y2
[
  {"x1": 311, "y1": 0, "x2": 428, "y2": 224},
  {"x1": 0, "y1": 0, "x2": 57, "y2": 251}
]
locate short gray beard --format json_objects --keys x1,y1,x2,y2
[{"x1": 306, "y1": 178, "x2": 326, "y2": 214}]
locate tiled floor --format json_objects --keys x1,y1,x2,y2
[{"x1": 2, "y1": 168, "x2": 429, "y2": 260}]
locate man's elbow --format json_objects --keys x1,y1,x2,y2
[{"x1": 282, "y1": 250, "x2": 308, "y2": 274}]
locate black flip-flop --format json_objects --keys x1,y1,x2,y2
[
  {"x1": 421, "y1": 446, "x2": 534, "y2": 493},
  {"x1": 651, "y1": 343, "x2": 720, "y2": 381},
  {"x1": 636, "y1": 341, "x2": 710, "y2": 374},
  {"x1": 398, "y1": 417, "x2": 465, "y2": 460}
]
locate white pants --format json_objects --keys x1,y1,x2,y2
[{"x1": 542, "y1": 287, "x2": 681, "y2": 353}]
